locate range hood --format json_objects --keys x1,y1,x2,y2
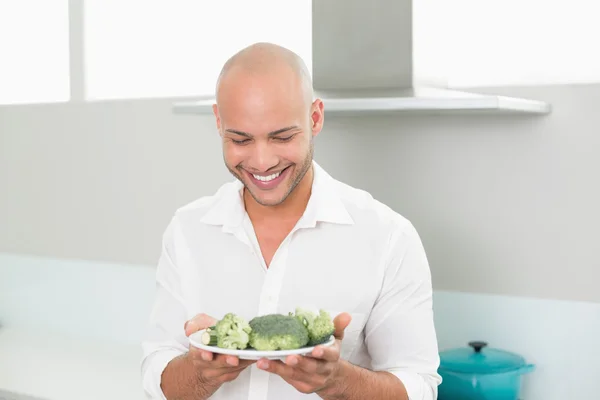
[{"x1": 173, "y1": 0, "x2": 551, "y2": 115}]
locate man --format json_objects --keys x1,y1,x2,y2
[{"x1": 141, "y1": 42, "x2": 441, "y2": 400}]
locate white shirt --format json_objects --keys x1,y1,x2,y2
[{"x1": 141, "y1": 161, "x2": 441, "y2": 400}]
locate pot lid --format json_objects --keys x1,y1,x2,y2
[{"x1": 439, "y1": 341, "x2": 527, "y2": 374}]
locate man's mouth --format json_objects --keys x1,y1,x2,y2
[
  {"x1": 245, "y1": 166, "x2": 291, "y2": 189},
  {"x1": 252, "y1": 171, "x2": 281, "y2": 182}
]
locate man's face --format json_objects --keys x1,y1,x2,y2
[{"x1": 213, "y1": 68, "x2": 323, "y2": 207}]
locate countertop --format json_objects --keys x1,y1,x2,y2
[{"x1": 0, "y1": 327, "x2": 146, "y2": 400}]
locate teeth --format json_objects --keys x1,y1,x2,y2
[{"x1": 253, "y1": 171, "x2": 281, "y2": 182}]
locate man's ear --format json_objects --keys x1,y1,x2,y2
[
  {"x1": 310, "y1": 99, "x2": 324, "y2": 137},
  {"x1": 212, "y1": 104, "x2": 221, "y2": 133}
]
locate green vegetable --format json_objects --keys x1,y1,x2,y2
[
  {"x1": 206, "y1": 313, "x2": 252, "y2": 350},
  {"x1": 200, "y1": 308, "x2": 335, "y2": 351},
  {"x1": 201, "y1": 326, "x2": 218, "y2": 346},
  {"x1": 249, "y1": 314, "x2": 310, "y2": 350},
  {"x1": 292, "y1": 308, "x2": 335, "y2": 346}
]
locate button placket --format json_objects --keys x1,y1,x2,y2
[
  {"x1": 261, "y1": 236, "x2": 292, "y2": 314},
  {"x1": 248, "y1": 236, "x2": 292, "y2": 400},
  {"x1": 249, "y1": 226, "x2": 307, "y2": 400}
]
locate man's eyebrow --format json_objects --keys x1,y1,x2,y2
[
  {"x1": 225, "y1": 126, "x2": 299, "y2": 138},
  {"x1": 267, "y1": 126, "x2": 299, "y2": 137},
  {"x1": 225, "y1": 129, "x2": 252, "y2": 138}
]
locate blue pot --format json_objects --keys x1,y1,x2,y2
[{"x1": 438, "y1": 341, "x2": 535, "y2": 400}]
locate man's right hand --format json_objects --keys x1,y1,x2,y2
[
  {"x1": 160, "y1": 313, "x2": 255, "y2": 400},
  {"x1": 185, "y1": 313, "x2": 256, "y2": 386}
]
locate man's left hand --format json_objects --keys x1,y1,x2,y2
[{"x1": 256, "y1": 312, "x2": 353, "y2": 396}]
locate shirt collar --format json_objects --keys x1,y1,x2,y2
[
  {"x1": 199, "y1": 160, "x2": 354, "y2": 231},
  {"x1": 297, "y1": 161, "x2": 354, "y2": 228}
]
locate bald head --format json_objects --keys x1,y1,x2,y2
[
  {"x1": 215, "y1": 42, "x2": 313, "y2": 107},
  {"x1": 213, "y1": 43, "x2": 325, "y2": 208}
]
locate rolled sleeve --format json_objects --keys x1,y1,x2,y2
[
  {"x1": 365, "y1": 221, "x2": 442, "y2": 400},
  {"x1": 141, "y1": 218, "x2": 190, "y2": 399},
  {"x1": 141, "y1": 348, "x2": 184, "y2": 400},
  {"x1": 386, "y1": 369, "x2": 438, "y2": 400}
]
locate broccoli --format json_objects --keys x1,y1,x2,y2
[
  {"x1": 292, "y1": 308, "x2": 335, "y2": 346},
  {"x1": 248, "y1": 314, "x2": 310, "y2": 350},
  {"x1": 201, "y1": 312, "x2": 251, "y2": 350}
]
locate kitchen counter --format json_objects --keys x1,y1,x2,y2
[
  {"x1": 2, "y1": 253, "x2": 599, "y2": 400},
  {"x1": 0, "y1": 327, "x2": 146, "y2": 400}
]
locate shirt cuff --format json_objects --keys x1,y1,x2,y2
[
  {"x1": 385, "y1": 369, "x2": 431, "y2": 400},
  {"x1": 142, "y1": 349, "x2": 184, "y2": 400}
]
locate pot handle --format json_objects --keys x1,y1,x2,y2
[
  {"x1": 468, "y1": 341, "x2": 488, "y2": 353},
  {"x1": 519, "y1": 364, "x2": 535, "y2": 374}
]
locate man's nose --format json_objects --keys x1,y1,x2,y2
[{"x1": 249, "y1": 141, "x2": 278, "y2": 172}]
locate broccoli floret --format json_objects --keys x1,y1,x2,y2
[
  {"x1": 248, "y1": 314, "x2": 309, "y2": 350},
  {"x1": 293, "y1": 307, "x2": 316, "y2": 328},
  {"x1": 292, "y1": 308, "x2": 335, "y2": 346},
  {"x1": 202, "y1": 313, "x2": 251, "y2": 350}
]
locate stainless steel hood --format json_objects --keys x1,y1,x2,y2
[{"x1": 173, "y1": 0, "x2": 551, "y2": 115}]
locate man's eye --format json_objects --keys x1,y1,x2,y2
[
  {"x1": 275, "y1": 135, "x2": 294, "y2": 142},
  {"x1": 231, "y1": 138, "x2": 250, "y2": 144}
]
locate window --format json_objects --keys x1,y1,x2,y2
[
  {"x1": 0, "y1": 0, "x2": 70, "y2": 105},
  {"x1": 3, "y1": 1, "x2": 598, "y2": 106},
  {"x1": 416, "y1": 0, "x2": 600, "y2": 88},
  {"x1": 83, "y1": 0, "x2": 312, "y2": 101}
]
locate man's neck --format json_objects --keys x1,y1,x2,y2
[{"x1": 244, "y1": 166, "x2": 314, "y2": 222}]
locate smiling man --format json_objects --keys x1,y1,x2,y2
[
  {"x1": 215, "y1": 43, "x2": 316, "y2": 214},
  {"x1": 141, "y1": 42, "x2": 442, "y2": 400}
]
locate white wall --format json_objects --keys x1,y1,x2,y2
[
  {"x1": 0, "y1": 99, "x2": 228, "y2": 266},
  {"x1": 1, "y1": 84, "x2": 599, "y2": 303}
]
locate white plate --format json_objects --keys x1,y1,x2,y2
[{"x1": 189, "y1": 329, "x2": 335, "y2": 360}]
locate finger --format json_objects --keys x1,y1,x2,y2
[
  {"x1": 185, "y1": 313, "x2": 218, "y2": 336},
  {"x1": 285, "y1": 354, "x2": 321, "y2": 375},
  {"x1": 310, "y1": 344, "x2": 340, "y2": 362},
  {"x1": 333, "y1": 312, "x2": 352, "y2": 340},
  {"x1": 213, "y1": 354, "x2": 254, "y2": 369},
  {"x1": 202, "y1": 360, "x2": 255, "y2": 382},
  {"x1": 189, "y1": 348, "x2": 230, "y2": 366},
  {"x1": 216, "y1": 354, "x2": 252, "y2": 367},
  {"x1": 190, "y1": 349, "x2": 253, "y2": 370},
  {"x1": 189, "y1": 346, "x2": 215, "y2": 362},
  {"x1": 257, "y1": 358, "x2": 298, "y2": 381},
  {"x1": 215, "y1": 354, "x2": 256, "y2": 368},
  {"x1": 238, "y1": 358, "x2": 257, "y2": 368},
  {"x1": 212, "y1": 353, "x2": 255, "y2": 368}
]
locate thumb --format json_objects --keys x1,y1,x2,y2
[
  {"x1": 333, "y1": 312, "x2": 352, "y2": 340},
  {"x1": 184, "y1": 313, "x2": 218, "y2": 337}
]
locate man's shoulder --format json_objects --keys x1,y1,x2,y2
[
  {"x1": 329, "y1": 178, "x2": 424, "y2": 263},
  {"x1": 330, "y1": 177, "x2": 411, "y2": 233},
  {"x1": 172, "y1": 180, "x2": 238, "y2": 221}
]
